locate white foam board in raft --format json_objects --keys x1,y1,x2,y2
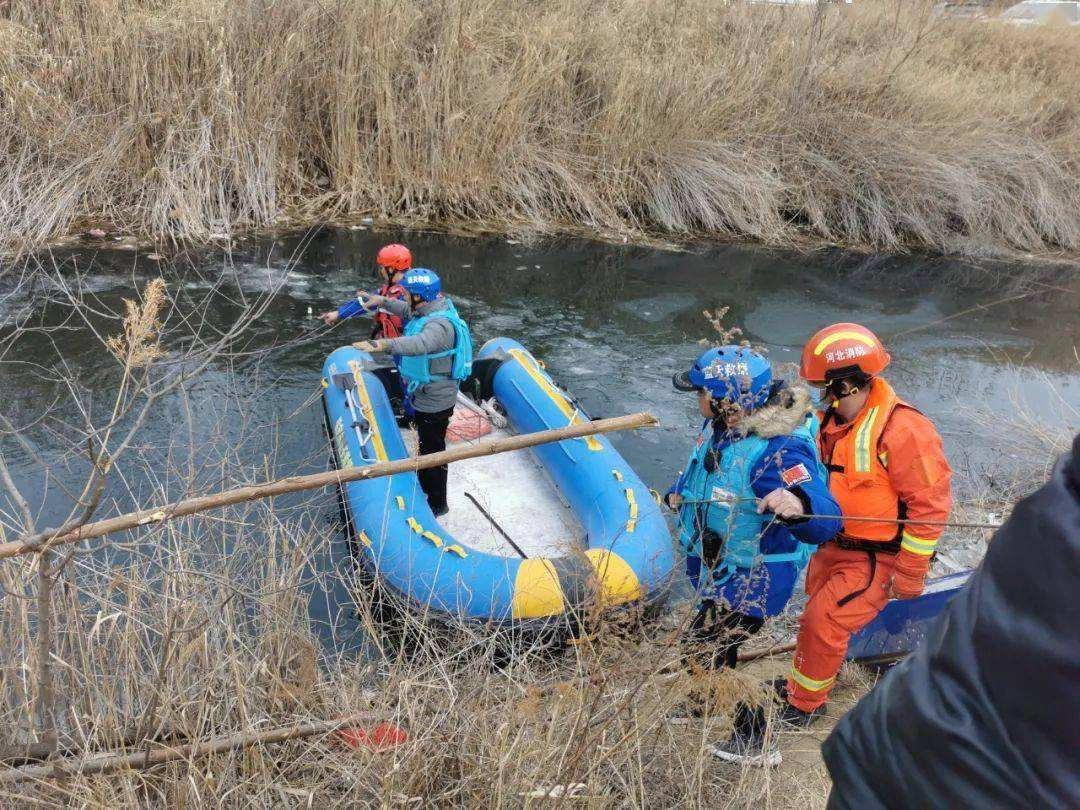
[{"x1": 401, "y1": 424, "x2": 582, "y2": 559}]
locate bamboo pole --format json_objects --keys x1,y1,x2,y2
[
  {"x1": 0, "y1": 412, "x2": 658, "y2": 560},
  {"x1": 0, "y1": 712, "x2": 379, "y2": 784}
]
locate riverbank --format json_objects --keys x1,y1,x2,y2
[
  {"x1": 0, "y1": 498, "x2": 859, "y2": 806},
  {"x1": 2, "y1": 0, "x2": 1080, "y2": 259},
  {"x1": 1, "y1": 235, "x2": 1075, "y2": 803}
]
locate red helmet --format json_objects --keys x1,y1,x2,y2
[
  {"x1": 800, "y1": 323, "x2": 891, "y2": 384},
  {"x1": 375, "y1": 244, "x2": 412, "y2": 271}
]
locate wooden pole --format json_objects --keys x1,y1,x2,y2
[
  {"x1": 0, "y1": 712, "x2": 379, "y2": 784},
  {"x1": 0, "y1": 412, "x2": 658, "y2": 560},
  {"x1": 736, "y1": 641, "x2": 797, "y2": 663},
  {"x1": 0, "y1": 723, "x2": 180, "y2": 767}
]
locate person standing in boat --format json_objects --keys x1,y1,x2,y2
[
  {"x1": 318, "y1": 243, "x2": 412, "y2": 335},
  {"x1": 320, "y1": 243, "x2": 414, "y2": 413},
  {"x1": 717, "y1": 323, "x2": 952, "y2": 767},
  {"x1": 353, "y1": 269, "x2": 473, "y2": 517},
  {"x1": 666, "y1": 346, "x2": 841, "y2": 681}
]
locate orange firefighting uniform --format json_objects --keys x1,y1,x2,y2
[{"x1": 787, "y1": 377, "x2": 952, "y2": 712}]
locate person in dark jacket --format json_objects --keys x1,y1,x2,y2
[{"x1": 823, "y1": 432, "x2": 1080, "y2": 809}]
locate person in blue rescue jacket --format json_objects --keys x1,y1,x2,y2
[
  {"x1": 354, "y1": 269, "x2": 473, "y2": 517},
  {"x1": 666, "y1": 346, "x2": 842, "y2": 671}
]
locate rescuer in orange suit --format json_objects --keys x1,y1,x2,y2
[{"x1": 714, "y1": 323, "x2": 953, "y2": 767}]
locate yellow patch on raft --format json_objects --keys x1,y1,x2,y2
[
  {"x1": 585, "y1": 548, "x2": 642, "y2": 607},
  {"x1": 508, "y1": 348, "x2": 601, "y2": 451},
  {"x1": 512, "y1": 559, "x2": 565, "y2": 619},
  {"x1": 624, "y1": 488, "x2": 637, "y2": 533}
]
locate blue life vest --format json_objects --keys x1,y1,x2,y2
[
  {"x1": 676, "y1": 411, "x2": 825, "y2": 588},
  {"x1": 397, "y1": 299, "x2": 473, "y2": 395}
]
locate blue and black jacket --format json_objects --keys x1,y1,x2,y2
[{"x1": 668, "y1": 388, "x2": 842, "y2": 619}]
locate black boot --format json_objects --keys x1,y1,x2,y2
[
  {"x1": 710, "y1": 704, "x2": 782, "y2": 767},
  {"x1": 710, "y1": 698, "x2": 818, "y2": 767}
]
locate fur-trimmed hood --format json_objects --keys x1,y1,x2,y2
[{"x1": 736, "y1": 384, "x2": 816, "y2": 439}]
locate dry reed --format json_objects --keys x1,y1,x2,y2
[
  {"x1": 104, "y1": 278, "x2": 167, "y2": 369},
  {"x1": 1, "y1": 0, "x2": 1079, "y2": 256},
  {"x1": 0, "y1": 489, "x2": 839, "y2": 807}
]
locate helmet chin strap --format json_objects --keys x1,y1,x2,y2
[{"x1": 708, "y1": 396, "x2": 733, "y2": 431}]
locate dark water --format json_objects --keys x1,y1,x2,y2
[{"x1": 2, "y1": 228, "x2": 1077, "y2": 648}]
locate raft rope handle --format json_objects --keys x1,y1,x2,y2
[
  {"x1": 342, "y1": 388, "x2": 374, "y2": 452},
  {"x1": 407, "y1": 516, "x2": 445, "y2": 548},
  {"x1": 625, "y1": 488, "x2": 638, "y2": 533},
  {"x1": 347, "y1": 360, "x2": 388, "y2": 462}
]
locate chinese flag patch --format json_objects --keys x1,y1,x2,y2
[{"x1": 780, "y1": 463, "x2": 811, "y2": 487}]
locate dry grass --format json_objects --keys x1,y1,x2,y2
[
  {"x1": 0, "y1": 492, "x2": 853, "y2": 807},
  {"x1": 1, "y1": 0, "x2": 1079, "y2": 256}
]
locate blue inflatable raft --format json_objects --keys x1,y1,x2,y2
[
  {"x1": 847, "y1": 569, "x2": 972, "y2": 664},
  {"x1": 321, "y1": 337, "x2": 676, "y2": 631}
]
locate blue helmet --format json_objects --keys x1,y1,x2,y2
[
  {"x1": 673, "y1": 346, "x2": 773, "y2": 410},
  {"x1": 399, "y1": 268, "x2": 442, "y2": 302}
]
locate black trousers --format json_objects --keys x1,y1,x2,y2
[
  {"x1": 370, "y1": 367, "x2": 407, "y2": 418},
  {"x1": 684, "y1": 600, "x2": 765, "y2": 671},
  {"x1": 415, "y1": 406, "x2": 454, "y2": 511}
]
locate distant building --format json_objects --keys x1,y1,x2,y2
[{"x1": 998, "y1": 0, "x2": 1080, "y2": 24}]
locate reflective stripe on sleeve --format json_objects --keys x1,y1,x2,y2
[{"x1": 901, "y1": 531, "x2": 938, "y2": 556}]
